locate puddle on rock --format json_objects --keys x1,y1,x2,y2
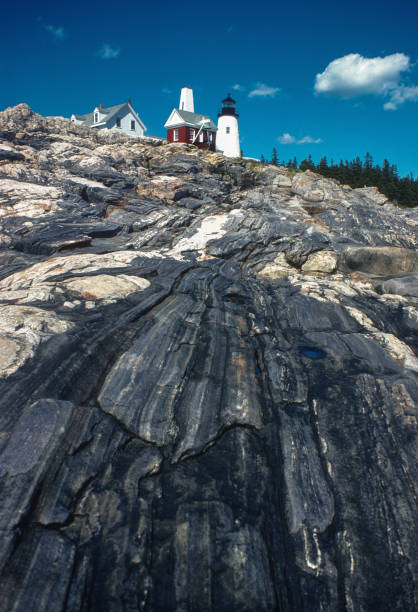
[{"x1": 299, "y1": 346, "x2": 327, "y2": 359}]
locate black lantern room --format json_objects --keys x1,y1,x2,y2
[{"x1": 218, "y1": 93, "x2": 239, "y2": 118}]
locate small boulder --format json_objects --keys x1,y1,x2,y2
[
  {"x1": 301, "y1": 250, "x2": 338, "y2": 274},
  {"x1": 376, "y1": 275, "x2": 418, "y2": 297},
  {"x1": 343, "y1": 246, "x2": 418, "y2": 275}
]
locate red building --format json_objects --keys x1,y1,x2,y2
[{"x1": 164, "y1": 87, "x2": 217, "y2": 151}]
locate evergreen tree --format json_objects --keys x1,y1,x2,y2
[
  {"x1": 307, "y1": 154, "x2": 315, "y2": 170},
  {"x1": 318, "y1": 156, "x2": 328, "y2": 174},
  {"x1": 260, "y1": 154, "x2": 266, "y2": 165},
  {"x1": 364, "y1": 152, "x2": 373, "y2": 169},
  {"x1": 271, "y1": 148, "x2": 279, "y2": 166},
  {"x1": 309, "y1": 153, "x2": 417, "y2": 208},
  {"x1": 382, "y1": 159, "x2": 391, "y2": 178}
]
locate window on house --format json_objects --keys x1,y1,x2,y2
[
  {"x1": 199, "y1": 132, "x2": 204, "y2": 143},
  {"x1": 209, "y1": 133, "x2": 213, "y2": 143},
  {"x1": 173, "y1": 129, "x2": 179, "y2": 141},
  {"x1": 131, "y1": 120, "x2": 135, "y2": 131},
  {"x1": 189, "y1": 128, "x2": 195, "y2": 141},
  {"x1": 116, "y1": 117, "x2": 121, "y2": 128},
  {"x1": 226, "y1": 126, "x2": 230, "y2": 134},
  {"x1": 94, "y1": 112, "x2": 99, "y2": 123}
]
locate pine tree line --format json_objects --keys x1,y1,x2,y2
[{"x1": 261, "y1": 149, "x2": 418, "y2": 208}]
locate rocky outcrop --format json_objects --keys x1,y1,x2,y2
[
  {"x1": 0, "y1": 104, "x2": 417, "y2": 611},
  {"x1": 342, "y1": 245, "x2": 418, "y2": 275}
]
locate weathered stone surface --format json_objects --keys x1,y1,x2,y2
[
  {"x1": 0, "y1": 146, "x2": 25, "y2": 162},
  {"x1": 343, "y1": 245, "x2": 418, "y2": 275},
  {"x1": 301, "y1": 249, "x2": 338, "y2": 274},
  {"x1": 258, "y1": 252, "x2": 294, "y2": 278},
  {"x1": 0, "y1": 304, "x2": 75, "y2": 376},
  {"x1": 0, "y1": 104, "x2": 417, "y2": 611},
  {"x1": 62, "y1": 273, "x2": 150, "y2": 301},
  {"x1": 377, "y1": 274, "x2": 418, "y2": 297}
]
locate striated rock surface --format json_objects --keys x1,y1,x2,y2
[{"x1": 0, "y1": 104, "x2": 417, "y2": 611}]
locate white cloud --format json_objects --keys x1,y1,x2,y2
[
  {"x1": 248, "y1": 83, "x2": 280, "y2": 98},
  {"x1": 233, "y1": 84, "x2": 243, "y2": 91},
  {"x1": 278, "y1": 133, "x2": 295, "y2": 144},
  {"x1": 314, "y1": 53, "x2": 410, "y2": 97},
  {"x1": 298, "y1": 136, "x2": 323, "y2": 144},
  {"x1": 278, "y1": 133, "x2": 322, "y2": 144},
  {"x1": 98, "y1": 44, "x2": 120, "y2": 60},
  {"x1": 314, "y1": 52, "x2": 418, "y2": 110},
  {"x1": 44, "y1": 25, "x2": 66, "y2": 40},
  {"x1": 162, "y1": 88, "x2": 173, "y2": 95},
  {"x1": 383, "y1": 85, "x2": 418, "y2": 110}
]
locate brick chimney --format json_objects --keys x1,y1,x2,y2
[
  {"x1": 128, "y1": 98, "x2": 131, "y2": 105},
  {"x1": 100, "y1": 103, "x2": 104, "y2": 109}
]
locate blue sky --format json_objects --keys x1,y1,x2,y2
[{"x1": 1, "y1": 0, "x2": 418, "y2": 176}]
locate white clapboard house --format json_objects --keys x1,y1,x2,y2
[{"x1": 71, "y1": 100, "x2": 148, "y2": 138}]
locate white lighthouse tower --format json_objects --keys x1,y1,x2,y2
[
  {"x1": 179, "y1": 87, "x2": 194, "y2": 112},
  {"x1": 216, "y1": 93, "x2": 240, "y2": 158}
]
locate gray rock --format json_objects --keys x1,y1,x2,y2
[
  {"x1": 378, "y1": 274, "x2": 418, "y2": 297},
  {"x1": 343, "y1": 246, "x2": 418, "y2": 275},
  {"x1": 0, "y1": 104, "x2": 417, "y2": 612},
  {"x1": 0, "y1": 148, "x2": 25, "y2": 162}
]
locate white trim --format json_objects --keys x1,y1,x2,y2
[
  {"x1": 164, "y1": 109, "x2": 184, "y2": 128},
  {"x1": 164, "y1": 108, "x2": 217, "y2": 131},
  {"x1": 168, "y1": 121, "x2": 201, "y2": 129}
]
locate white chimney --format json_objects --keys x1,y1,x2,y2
[{"x1": 179, "y1": 87, "x2": 194, "y2": 112}]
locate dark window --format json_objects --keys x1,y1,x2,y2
[
  {"x1": 116, "y1": 117, "x2": 121, "y2": 128},
  {"x1": 189, "y1": 128, "x2": 195, "y2": 141},
  {"x1": 94, "y1": 112, "x2": 99, "y2": 123},
  {"x1": 226, "y1": 126, "x2": 230, "y2": 134},
  {"x1": 131, "y1": 120, "x2": 135, "y2": 131}
]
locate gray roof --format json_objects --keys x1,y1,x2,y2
[
  {"x1": 174, "y1": 109, "x2": 217, "y2": 130},
  {"x1": 100, "y1": 103, "x2": 128, "y2": 124},
  {"x1": 73, "y1": 103, "x2": 130, "y2": 127}
]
